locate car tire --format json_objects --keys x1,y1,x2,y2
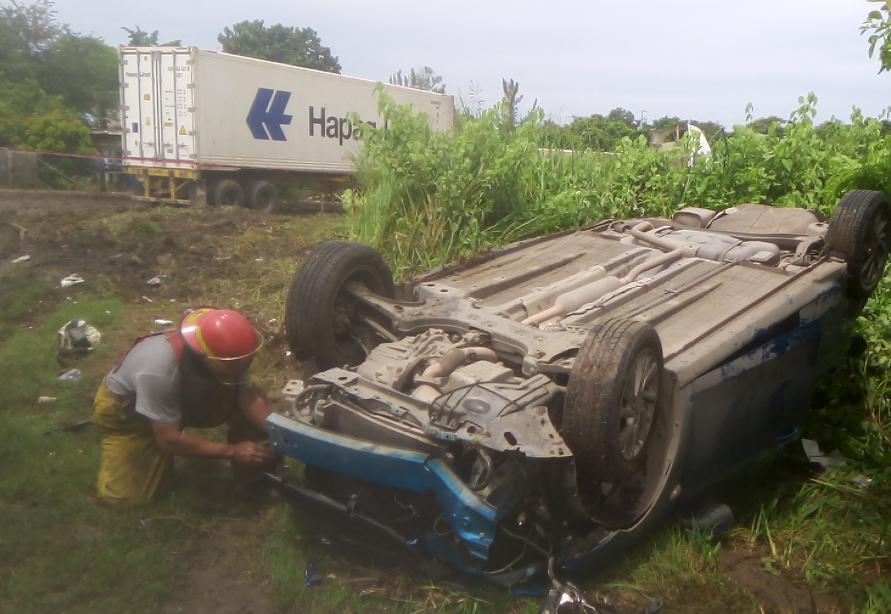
[
  {"x1": 246, "y1": 180, "x2": 278, "y2": 212},
  {"x1": 826, "y1": 189, "x2": 891, "y2": 301},
  {"x1": 561, "y1": 318, "x2": 663, "y2": 485},
  {"x1": 285, "y1": 241, "x2": 395, "y2": 368},
  {"x1": 212, "y1": 178, "x2": 245, "y2": 207}
]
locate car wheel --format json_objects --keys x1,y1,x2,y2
[
  {"x1": 561, "y1": 318, "x2": 663, "y2": 485},
  {"x1": 826, "y1": 190, "x2": 891, "y2": 300},
  {"x1": 246, "y1": 180, "x2": 278, "y2": 212},
  {"x1": 285, "y1": 241, "x2": 395, "y2": 368},
  {"x1": 212, "y1": 178, "x2": 245, "y2": 207}
]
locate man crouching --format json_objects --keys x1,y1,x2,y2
[{"x1": 93, "y1": 306, "x2": 275, "y2": 506}]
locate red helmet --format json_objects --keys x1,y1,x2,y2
[{"x1": 180, "y1": 307, "x2": 262, "y2": 361}]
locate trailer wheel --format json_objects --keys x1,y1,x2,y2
[
  {"x1": 285, "y1": 241, "x2": 395, "y2": 368},
  {"x1": 826, "y1": 190, "x2": 891, "y2": 302},
  {"x1": 561, "y1": 319, "x2": 663, "y2": 487},
  {"x1": 212, "y1": 179, "x2": 245, "y2": 207},
  {"x1": 246, "y1": 180, "x2": 279, "y2": 212}
]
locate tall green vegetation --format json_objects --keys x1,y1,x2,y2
[{"x1": 350, "y1": 92, "x2": 889, "y2": 276}]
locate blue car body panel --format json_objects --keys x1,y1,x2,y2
[{"x1": 267, "y1": 412, "x2": 500, "y2": 560}]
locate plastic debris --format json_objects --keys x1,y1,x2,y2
[
  {"x1": 141, "y1": 296, "x2": 154, "y2": 303},
  {"x1": 58, "y1": 368, "x2": 82, "y2": 382},
  {"x1": 58, "y1": 319, "x2": 101, "y2": 355},
  {"x1": 60, "y1": 274, "x2": 85, "y2": 288},
  {"x1": 801, "y1": 438, "x2": 846, "y2": 469},
  {"x1": 153, "y1": 319, "x2": 173, "y2": 326},
  {"x1": 304, "y1": 561, "x2": 323, "y2": 588},
  {"x1": 540, "y1": 557, "x2": 605, "y2": 613},
  {"x1": 146, "y1": 276, "x2": 162, "y2": 286},
  {"x1": 851, "y1": 474, "x2": 874, "y2": 489},
  {"x1": 802, "y1": 439, "x2": 873, "y2": 489},
  {"x1": 11, "y1": 255, "x2": 30, "y2": 263},
  {"x1": 38, "y1": 396, "x2": 57, "y2": 404}
]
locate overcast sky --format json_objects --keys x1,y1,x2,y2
[{"x1": 54, "y1": 0, "x2": 888, "y2": 126}]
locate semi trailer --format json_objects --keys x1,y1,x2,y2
[{"x1": 119, "y1": 47, "x2": 455, "y2": 209}]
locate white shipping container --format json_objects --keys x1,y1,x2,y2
[{"x1": 119, "y1": 47, "x2": 455, "y2": 175}]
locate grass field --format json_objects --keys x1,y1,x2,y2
[{"x1": 0, "y1": 192, "x2": 888, "y2": 613}]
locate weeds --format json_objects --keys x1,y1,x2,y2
[{"x1": 349, "y1": 92, "x2": 890, "y2": 276}]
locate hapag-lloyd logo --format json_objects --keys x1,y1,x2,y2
[{"x1": 246, "y1": 87, "x2": 383, "y2": 145}]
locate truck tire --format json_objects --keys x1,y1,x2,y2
[
  {"x1": 826, "y1": 190, "x2": 890, "y2": 301},
  {"x1": 246, "y1": 180, "x2": 279, "y2": 212},
  {"x1": 561, "y1": 319, "x2": 663, "y2": 486},
  {"x1": 212, "y1": 179, "x2": 245, "y2": 207},
  {"x1": 285, "y1": 241, "x2": 395, "y2": 368}
]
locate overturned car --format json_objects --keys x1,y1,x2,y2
[{"x1": 266, "y1": 190, "x2": 890, "y2": 585}]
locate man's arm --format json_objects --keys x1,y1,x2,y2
[
  {"x1": 150, "y1": 420, "x2": 274, "y2": 464},
  {"x1": 239, "y1": 386, "x2": 272, "y2": 432}
]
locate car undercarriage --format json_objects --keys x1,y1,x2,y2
[{"x1": 266, "y1": 191, "x2": 891, "y2": 585}]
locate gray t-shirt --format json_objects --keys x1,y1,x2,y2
[{"x1": 106, "y1": 334, "x2": 182, "y2": 422}]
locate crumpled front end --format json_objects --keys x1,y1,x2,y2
[{"x1": 266, "y1": 329, "x2": 593, "y2": 582}]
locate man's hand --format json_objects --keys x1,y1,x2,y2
[
  {"x1": 151, "y1": 420, "x2": 275, "y2": 464},
  {"x1": 228, "y1": 441, "x2": 275, "y2": 465}
]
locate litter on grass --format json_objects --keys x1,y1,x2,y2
[
  {"x1": 802, "y1": 438, "x2": 846, "y2": 469},
  {"x1": 802, "y1": 438, "x2": 873, "y2": 489},
  {"x1": 153, "y1": 319, "x2": 173, "y2": 326},
  {"x1": 146, "y1": 276, "x2": 162, "y2": 286},
  {"x1": 11, "y1": 255, "x2": 30, "y2": 263},
  {"x1": 58, "y1": 368, "x2": 82, "y2": 382},
  {"x1": 304, "y1": 561, "x2": 323, "y2": 588},
  {"x1": 60, "y1": 274, "x2": 85, "y2": 288},
  {"x1": 58, "y1": 319, "x2": 101, "y2": 355}
]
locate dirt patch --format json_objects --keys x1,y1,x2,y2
[
  {"x1": 718, "y1": 549, "x2": 840, "y2": 613},
  {"x1": 165, "y1": 509, "x2": 279, "y2": 614}
]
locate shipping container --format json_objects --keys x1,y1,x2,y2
[{"x1": 119, "y1": 47, "x2": 455, "y2": 209}]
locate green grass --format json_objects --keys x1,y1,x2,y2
[
  {"x1": 2, "y1": 126, "x2": 890, "y2": 610},
  {"x1": 604, "y1": 528, "x2": 757, "y2": 613}
]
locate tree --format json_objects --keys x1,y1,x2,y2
[
  {"x1": 121, "y1": 25, "x2": 181, "y2": 47},
  {"x1": 0, "y1": 0, "x2": 61, "y2": 82},
  {"x1": 567, "y1": 108, "x2": 638, "y2": 151},
  {"x1": 862, "y1": 0, "x2": 891, "y2": 72},
  {"x1": 218, "y1": 20, "x2": 341, "y2": 73},
  {"x1": 0, "y1": 0, "x2": 116, "y2": 147},
  {"x1": 389, "y1": 66, "x2": 445, "y2": 93},
  {"x1": 43, "y1": 34, "x2": 118, "y2": 117}
]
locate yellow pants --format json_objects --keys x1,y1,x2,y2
[
  {"x1": 93, "y1": 381, "x2": 172, "y2": 507},
  {"x1": 92, "y1": 378, "x2": 263, "y2": 506}
]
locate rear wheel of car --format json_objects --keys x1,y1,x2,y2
[
  {"x1": 246, "y1": 179, "x2": 278, "y2": 212},
  {"x1": 212, "y1": 178, "x2": 245, "y2": 207},
  {"x1": 285, "y1": 241, "x2": 395, "y2": 368},
  {"x1": 826, "y1": 190, "x2": 891, "y2": 301},
  {"x1": 561, "y1": 318, "x2": 663, "y2": 486}
]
